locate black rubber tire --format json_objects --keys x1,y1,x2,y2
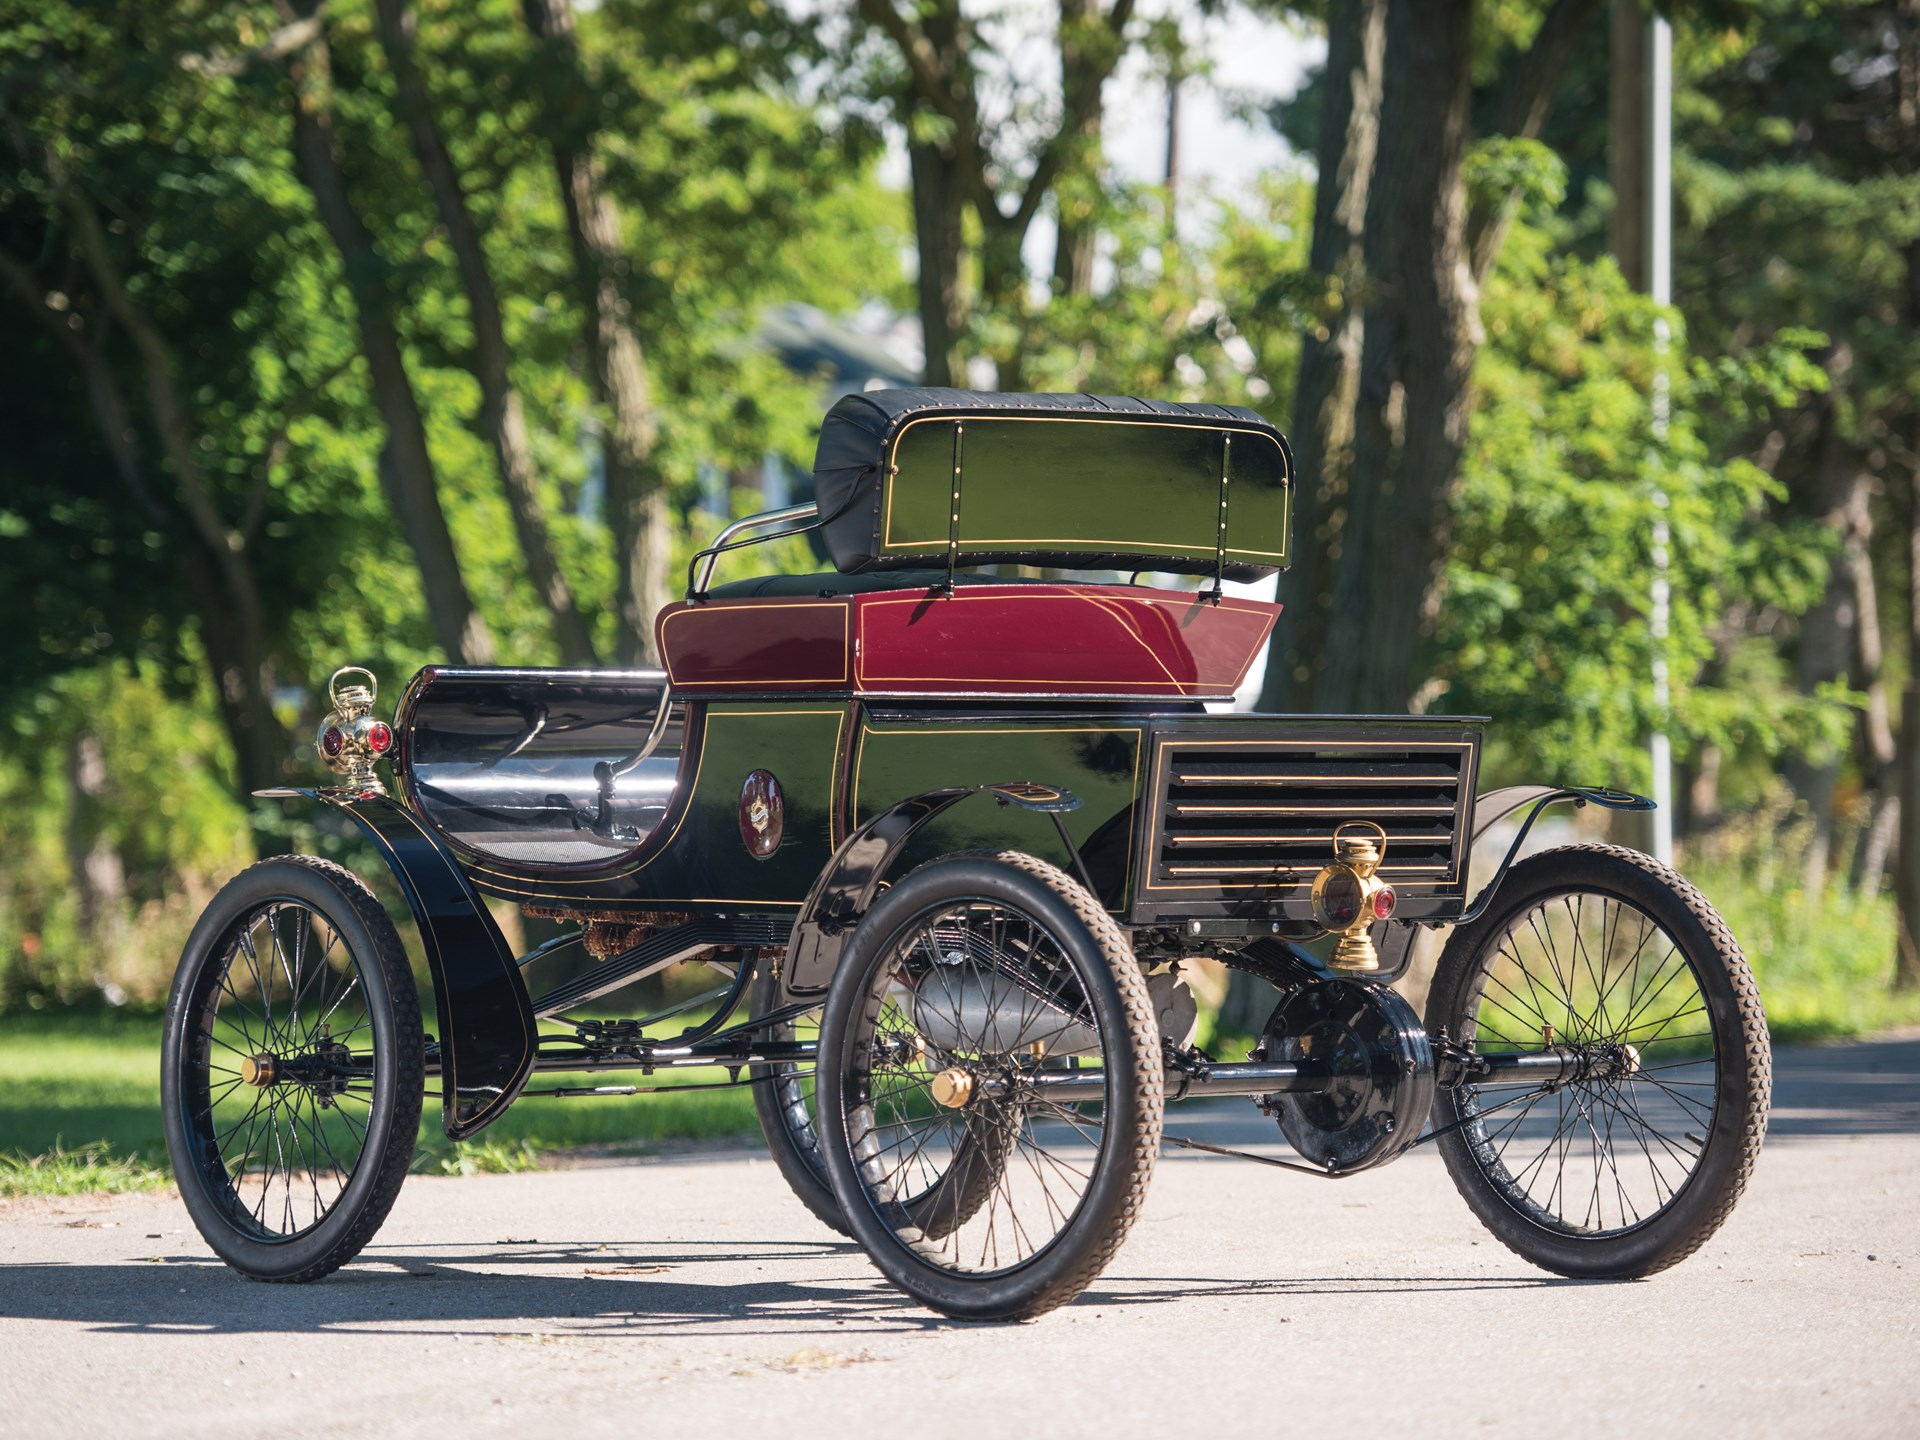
[
  {"x1": 162, "y1": 857, "x2": 423, "y2": 1282},
  {"x1": 748, "y1": 963, "x2": 849, "y2": 1236},
  {"x1": 817, "y1": 851, "x2": 1163, "y2": 1321},
  {"x1": 1425, "y1": 845, "x2": 1770, "y2": 1279}
]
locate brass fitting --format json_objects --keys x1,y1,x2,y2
[
  {"x1": 929, "y1": 1068, "x2": 975, "y2": 1109},
  {"x1": 240, "y1": 1053, "x2": 278, "y2": 1088}
]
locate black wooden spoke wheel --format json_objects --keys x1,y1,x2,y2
[
  {"x1": 163, "y1": 857, "x2": 423, "y2": 1282},
  {"x1": 818, "y1": 851, "x2": 1163, "y2": 1322},
  {"x1": 1425, "y1": 846, "x2": 1770, "y2": 1279}
]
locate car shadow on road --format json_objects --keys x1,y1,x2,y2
[{"x1": 0, "y1": 1233, "x2": 1600, "y2": 1340}]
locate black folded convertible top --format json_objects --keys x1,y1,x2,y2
[{"x1": 811, "y1": 388, "x2": 1293, "y2": 580}]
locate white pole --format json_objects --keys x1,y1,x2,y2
[{"x1": 1648, "y1": 13, "x2": 1674, "y2": 865}]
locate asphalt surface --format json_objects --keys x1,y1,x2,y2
[{"x1": 2, "y1": 1037, "x2": 1915, "y2": 1440}]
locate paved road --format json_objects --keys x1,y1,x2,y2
[{"x1": 3, "y1": 1039, "x2": 1916, "y2": 1440}]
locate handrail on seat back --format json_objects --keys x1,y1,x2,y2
[{"x1": 686, "y1": 502, "x2": 821, "y2": 600}]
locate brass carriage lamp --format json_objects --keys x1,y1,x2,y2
[
  {"x1": 1311, "y1": 821, "x2": 1397, "y2": 971},
  {"x1": 315, "y1": 666, "x2": 393, "y2": 794}
]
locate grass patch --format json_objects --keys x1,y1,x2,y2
[
  {"x1": 0, "y1": 1007, "x2": 767, "y2": 1195},
  {"x1": 1688, "y1": 856, "x2": 1920, "y2": 1045},
  {"x1": 0, "y1": 1139, "x2": 168, "y2": 1198},
  {"x1": 0, "y1": 1008, "x2": 174, "y2": 1167},
  {"x1": 415, "y1": 1136, "x2": 545, "y2": 1176}
]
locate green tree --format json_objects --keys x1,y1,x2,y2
[{"x1": 853, "y1": 0, "x2": 1139, "y2": 388}]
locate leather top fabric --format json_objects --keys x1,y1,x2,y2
[{"x1": 811, "y1": 388, "x2": 1292, "y2": 580}]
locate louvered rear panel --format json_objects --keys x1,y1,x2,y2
[{"x1": 1131, "y1": 720, "x2": 1481, "y2": 926}]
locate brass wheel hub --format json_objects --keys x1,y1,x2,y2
[
  {"x1": 929, "y1": 1067, "x2": 975, "y2": 1109},
  {"x1": 240, "y1": 1053, "x2": 278, "y2": 1088}
]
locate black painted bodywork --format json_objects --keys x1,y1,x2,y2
[
  {"x1": 270, "y1": 665, "x2": 1552, "y2": 1139},
  {"x1": 292, "y1": 789, "x2": 536, "y2": 1139}
]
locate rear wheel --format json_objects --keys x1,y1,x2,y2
[
  {"x1": 1425, "y1": 845, "x2": 1769, "y2": 1279},
  {"x1": 818, "y1": 851, "x2": 1163, "y2": 1321},
  {"x1": 751, "y1": 962, "x2": 1017, "y2": 1242},
  {"x1": 162, "y1": 857, "x2": 423, "y2": 1282}
]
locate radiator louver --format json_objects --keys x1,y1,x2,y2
[{"x1": 1136, "y1": 728, "x2": 1478, "y2": 923}]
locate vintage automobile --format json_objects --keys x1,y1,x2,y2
[{"x1": 162, "y1": 389, "x2": 1770, "y2": 1321}]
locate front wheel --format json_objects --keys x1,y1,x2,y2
[
  {"x1": 162, "y1": 857, "x2": 423, "y2": 1281},
  {"x1": 1425, "y1": 845, "x2": 1769, "y2": 1279},
  {"x1": 817, "y1": 851, "x2": 1163, "y2": 1321}
]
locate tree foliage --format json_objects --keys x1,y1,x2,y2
[{"x1": 0, "y1": 0, "x2": 1910, "y2": 1005}]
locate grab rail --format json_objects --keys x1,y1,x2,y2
[{"x1": 685, "y1": 501, "x2": 821, "y2": 600}]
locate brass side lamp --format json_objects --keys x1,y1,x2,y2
[
  {"x1": 1310, "y1": 820, "x2": 1398, "y2": 971},
  {"x1": 315, "y1": 666, "x2": 394, "y2": 795}
]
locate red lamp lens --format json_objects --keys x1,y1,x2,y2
[
  {"x1": 367, "y1": 721, "x2": 393, "y2": 754},
  {"x1": 320, "y1": 726, "x2": 345, "y2": 758},
  {"x1": 1371, "y1": 884, "x2": 1397, "y2": 920}
]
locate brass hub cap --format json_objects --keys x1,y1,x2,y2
[
  {"x1": 240, "y1": 1053, "x2": 278, "y2": 1088},
  {"x1": 929, "y1": 1067, "x2": 975, "y2": 1109}
]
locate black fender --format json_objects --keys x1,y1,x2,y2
[
  {"x1": 1373, "y1": 784, "x2": 1653, "y2": 973},
  {"x1": 780, "y1": 781, "x2": 1083, "y2": 1002},
  {"x1": 259, "y1": 788, "x2": 537, "y2": 1140}
]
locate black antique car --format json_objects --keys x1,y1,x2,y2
[{"x1": 162, "y1": 390, "x2": 1770, "y2": 1321}]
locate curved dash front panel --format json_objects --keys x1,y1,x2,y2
[{"x1": 657, "y1": 583, "x2": 1278, "y2": 699}]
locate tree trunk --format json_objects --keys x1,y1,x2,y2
[
  {"x1": 869, "y1": 0, "x2": 975, "y2": 387},
  {"x1": 1900, "y1": 687, "x2": 1920, "y2": 988},
  {"x1": 1264, "y1": 0, "x2": 1590, "y2": 713},
  {"x1": 1899, "y1": 235, "x2": 1920, "y2": 989},
  {"x1": 66, "y1": 729, "x2": 127, "y2": 947},
  {"x1": 1608, "y1": 0, "x2": 1650, "y2": 292},
  {"x1": 1051, "y1": 0, "x2": 1104, "y2": 298},
  {"x1": 523, "y1": 0, "x2": 670, "y2": 664},
  {"x1": 1857, "y1": 795, "x2": 1900, "y2": 900},
  {"x1": 1789, "y1": 347, "x2": 1870, "y2": 900},
  {"x1": 1689, "y1": 745, "x2": 1723, "y2": 836},
  {"x1": 372, "y1": 0, "x2": 598, "y2": 666},
  {"x1": 1260, "y1": 0, "x2": 1386, "y2": 713},
  {"x1": 280, "y1": 6, "x2": 495, "y2": 668},
  {"x1": 1846, "y1": 441, "x2": 1898, "y2": 896},
  {"x1": 860, "y1": 0, "x2": 1132, "y2": 393},
  {"x1": 48, "y1": 167, "x2": 292, "y2": 799},
  {"x1": 909, "y1": 133, "x2": 969, "y2": 387},
  {"x1": 1318, "y1": 0, "x2": 1478, "y2": 715},
  {"x1": 978, "y1": 220, "x2": 1030, "y2": 391}
]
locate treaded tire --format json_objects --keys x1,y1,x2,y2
[
  {"x1": 162, "y1": 856, "x2": 423, "y2": 1282},
  {"x1": 748, "y1": 964, "x2": 850, "y2": 1236},
  {"x1": 817, "y1": 850, "x2": 1163, "y2": 1321},
  {"x1": 1425, "y1": 845, "x2": 1769, "y2": 1279}
]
